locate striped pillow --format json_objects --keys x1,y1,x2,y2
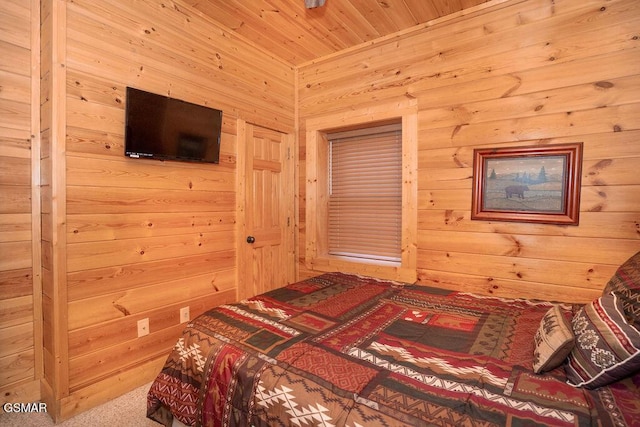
[
  {"x1": 532, "y1": 305, "x2": 574, "y2": 374},
  {"x1": 603, "y1": 251, "x2": 640, "y2": 328},
  {"x1": 565, "y1": 294, "x2": 640, "y2": 389}
]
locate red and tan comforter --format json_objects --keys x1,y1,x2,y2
[{"x1": 147, "y1": 272, "x2": 640, "y2": 426}]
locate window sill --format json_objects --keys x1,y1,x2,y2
[{"x1": 307, "y1": 255, "x2": 414, "y2": 283}]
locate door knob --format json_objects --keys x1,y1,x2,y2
[{"x1": 246, "y1": 236, "x2": 255, "y2": 244}]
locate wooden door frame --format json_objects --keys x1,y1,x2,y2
[{"x1": 236, "y1": 119, "x2": 296, "y2": 301}]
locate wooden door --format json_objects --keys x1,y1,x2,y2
[{"x1": 238, "y1": 120, "x2": 295, "y2": 300}]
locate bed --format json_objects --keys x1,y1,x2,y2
[{"x1": 147, "y1": 253, "x2": 640, "y2": 426}]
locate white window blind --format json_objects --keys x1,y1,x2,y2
[{"x1": 328, "y1": 124, "x2": 402, "y2": 263}]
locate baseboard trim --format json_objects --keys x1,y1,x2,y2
[{"x1": 56, "y1": 355, "x2": 166, "y2": 422}]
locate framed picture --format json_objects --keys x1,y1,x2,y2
[{"x1": 471, "y1": 143, "x2": 583, "y2": 225}]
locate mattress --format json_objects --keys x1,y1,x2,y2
[{"x1": 147, "y1": 272, "x2": 640, "y2": 426}]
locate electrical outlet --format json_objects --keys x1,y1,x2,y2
[
  {"x1": 137, "y1": 318, "x2": 149, "y2": 337},
  {"x1": 180, "y1": 306, "x2": 190, "y2": 323}
]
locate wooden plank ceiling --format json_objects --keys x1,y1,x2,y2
[{"x1": 184, "y1": 0, "x2": 491, "y2": 65}]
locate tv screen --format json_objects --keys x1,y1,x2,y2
[{"x1": 125, "y1": 87, "x2": 223, "y2": 164}]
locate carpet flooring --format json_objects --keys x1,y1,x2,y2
[{"x1": 0, "y1": 382, "x2": 158, "y2": 426}]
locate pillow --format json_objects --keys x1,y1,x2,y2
[
  {"x1": 602, "y1": 251, "x2": 640, "y2": 328},
  {"x1": 533, "y1": 305, "x2": 575, "y2": 374},
  {"x1": 565, "y1": 293, "x2": 640, "y2": 389}
]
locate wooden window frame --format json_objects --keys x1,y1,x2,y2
[{"x1": 305, "y1": 100, "x2": 418, "y2": 283}]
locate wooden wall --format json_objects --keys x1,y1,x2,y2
[
  {"x1": 38, "y1": 0, "x2": 294, "y2": 420},
  {"x1": 298, "y1": 0, "x2": 640, "y2": 303},
  {"x1": 0, "y1": 0, "x2": 41, "y2": 405},
  {"x1": 2, "y1": 0, "x2": 639, "y2": 421}
]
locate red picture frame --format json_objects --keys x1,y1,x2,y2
[{"x1": 471, "y1": 143, "x2": 583, "y2": 225}]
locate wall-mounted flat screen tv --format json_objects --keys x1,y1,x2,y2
[{"x1": 125, "y1": 87, "x2": 223, "y2": 164}]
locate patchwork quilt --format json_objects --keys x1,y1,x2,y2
[{"x1": 147, "y1": 272, "x2": 640, "y2": 426}]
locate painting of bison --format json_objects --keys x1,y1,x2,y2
[
  {"x1": 481, "y1": 158, "x2": 564, "y2": 212},
  {"x1": 505, "y1": 185, "x2": 529, "y2": 199},
  {"x1": 471, "y1": 143, "x2": 583, "y2": 225}
]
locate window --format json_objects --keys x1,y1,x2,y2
[
  {"x1": 327, "y1": 124, "x2": 402, "y2": 263},
  {"x1": 304, "y1": 99, "x2": 417, "y2": 282}
]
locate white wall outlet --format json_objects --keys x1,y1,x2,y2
[
  {"x1": 137, "y1": 318, "x2": 149, "y2": 337},
  {"x1": 180, "y1": 306, "x2": 190, "y2": 323}
]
